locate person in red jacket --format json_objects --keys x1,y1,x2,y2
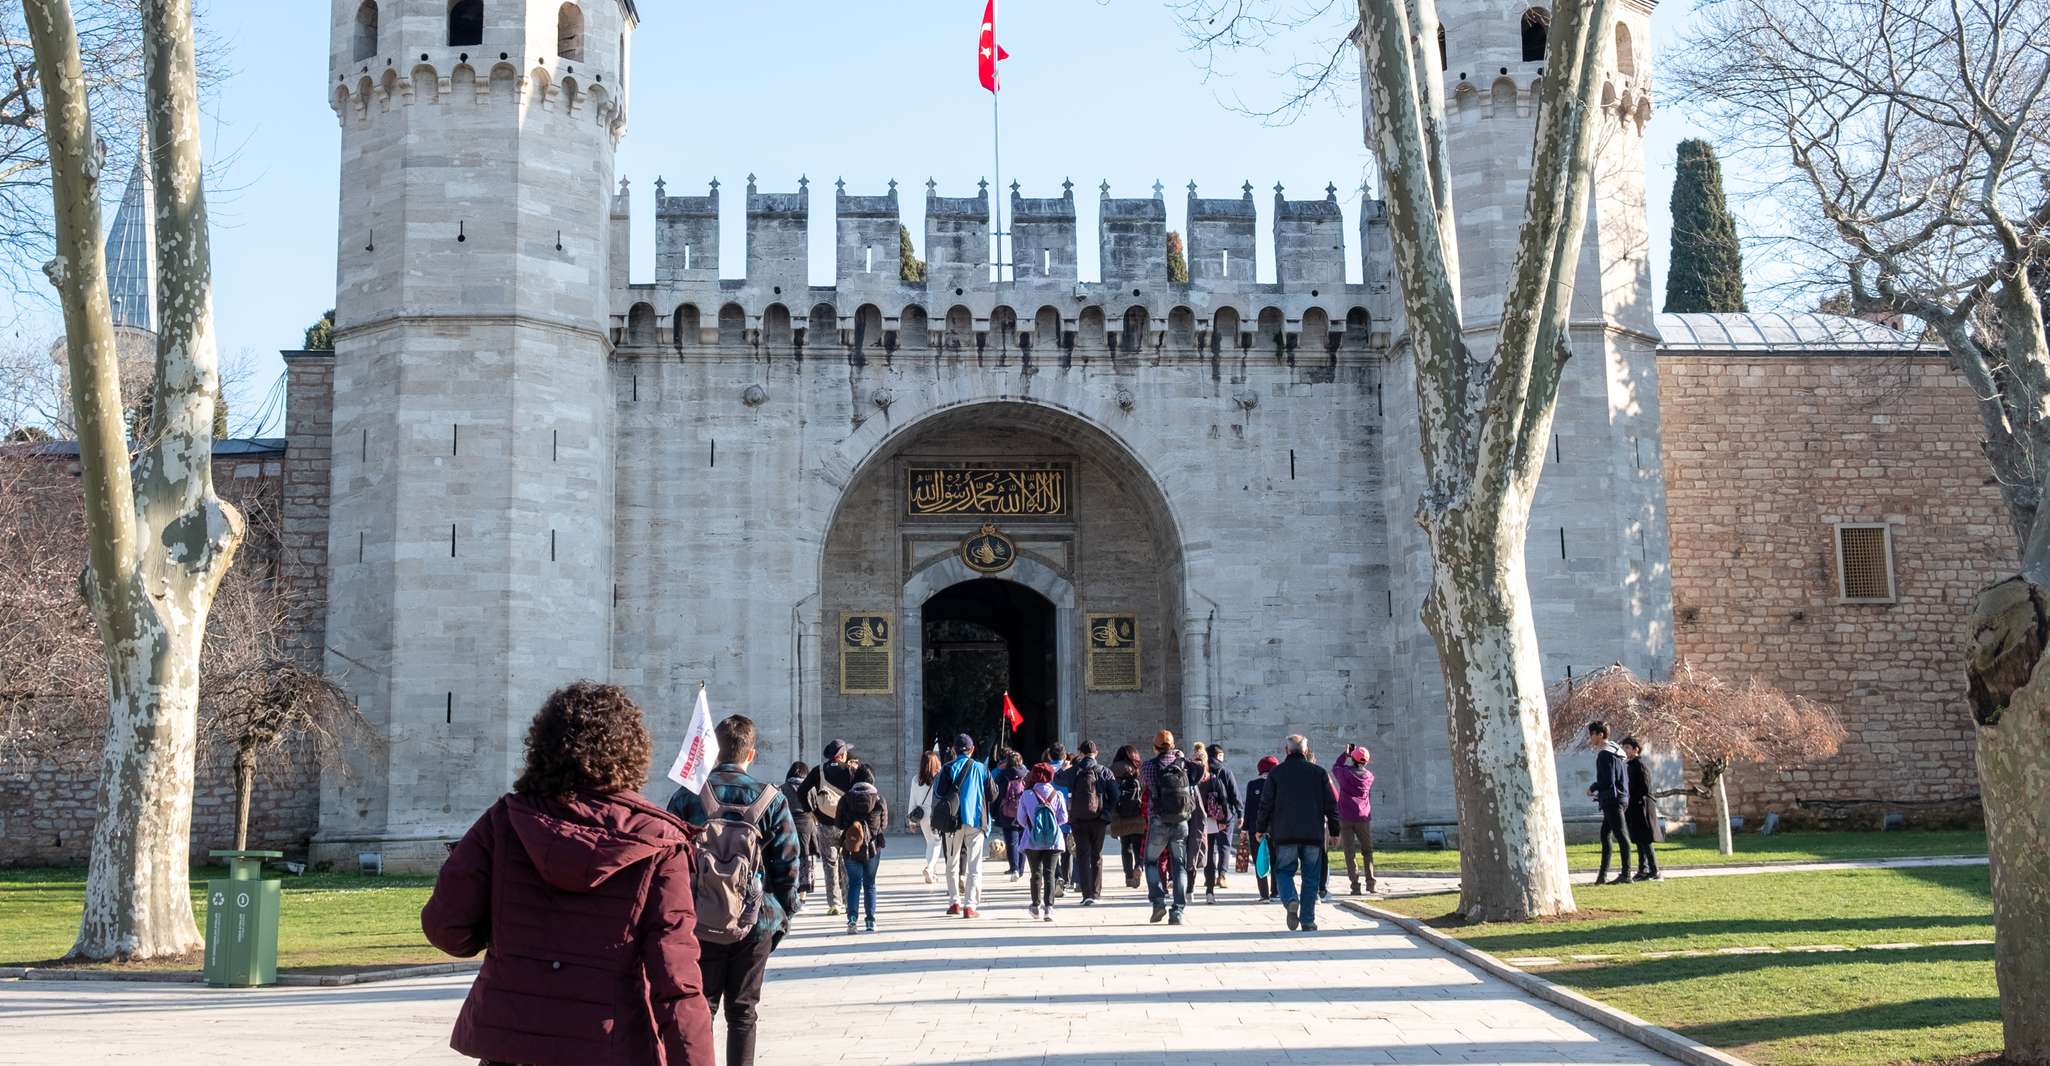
[{"x1": 421, "y1": 680, "x2": 716, "y2": 1066}]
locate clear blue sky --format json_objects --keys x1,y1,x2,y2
[{"x1": 41, "y1": 0, "x2": 1715, "y2": 434}]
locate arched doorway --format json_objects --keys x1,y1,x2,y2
[
  {"x1": 813, "y1": 401, "x2": 1192, "y2": 806},
  {"x1": 920, "y1": 579, "x2": 1058, "y2": 760}
]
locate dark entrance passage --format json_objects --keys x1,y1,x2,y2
[{"x1": 921, "y1": 579, "x2": 1057, "y2": 762}]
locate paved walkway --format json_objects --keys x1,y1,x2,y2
[
  {"x1": 1375, "y1": 853, "x2": 1988, "y2": 898},
  {"x1": 1, "y1": 847, "x2": 1681, "y2": 1066}
]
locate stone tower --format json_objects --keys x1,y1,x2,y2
[
  {"x1": 316, "y1": 0, "x2": 637, "y2": 867},
  {"x1": 1369, "y1": 0, "x2": 1675, "y2": 825}
]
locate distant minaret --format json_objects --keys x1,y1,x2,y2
[{"x1": 104, "y1": 154, "x2": 157, "y2": 334}]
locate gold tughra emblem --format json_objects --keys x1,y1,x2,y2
[
  {"x1": 961, "y1": 524, "x2": 1017, "y2": 574},
  {"x1": 1091, "y1": 616, "x2": 1136, "y2": 648}
]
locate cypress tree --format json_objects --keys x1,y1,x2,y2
[
  {"x1": 304, "y1": 309, "x2": 336, "y2": 350},
  {"x1": 1664, "y1": 139, "x2": 1747, "y2": 314},
  {"x1": 898, "y1": 225, "x2": 926, "y2": 283},
  {"x1": 1166, "y1": 231, "x2": 1190, "y2": 284}
]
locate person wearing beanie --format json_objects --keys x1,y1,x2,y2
[
  {"x1": 1331, "y1": 743, "x2": 1377, "y2": 895},
  {"x1": 797, "y1": 739, "x2": 857, "y2": 916},
  {"x1": 1016, "y1": 762, "x2": 1070, "y2": 921},
  {"x1": 934, "y1": 732, "x2": 997, "y2": 917},
  {"x1": 1243, "y1": 754, "x2": 1281, "y2": 901}
]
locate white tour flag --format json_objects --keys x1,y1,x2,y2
[{"x1": 667, "y1": 686, "x2": 715, "y2": 791}]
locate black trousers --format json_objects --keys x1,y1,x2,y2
[
  {"x1": 699, "y1": 930, "x2": 777, "y2": 1066},
  {"x1": 1027, "y1": 849, "x2": 1059, "y2": 909},
  {"x1": 1119, "y1": 833, "x2": 1145, "y2": 885},
  {"x1": 1071, "y1": 821, "x2": 1107, "y2": 899},
  {"x1": 1625, "y1": 804, "x2": 1659, "y2": 875},
  {"x1": 1598, "y1": 803, "x2": 1634, "y2": 878}
]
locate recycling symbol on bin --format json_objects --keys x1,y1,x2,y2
[
  {"x1": 236, "y1": 892, "x2": 250, "y2": 908},
  {"x1": 211, "y1": 892, "x2": 224, "y2": 907}
]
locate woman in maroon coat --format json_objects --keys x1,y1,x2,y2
[{"x1": 421, "y1": 680, "x2": 716, "y2": 1066}]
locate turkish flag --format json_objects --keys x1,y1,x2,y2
[
  {"x1": 1002, "y1": 691, "x2": 1023, "y2": 731},
  {"x1": 978, "y1": 0, "x2": 1010, "y2": 93}
]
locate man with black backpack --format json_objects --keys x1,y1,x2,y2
[
  {"x1": 797, "y1": 740, "x2": 857, "y2": 916},
  {"x1": 1066, "y1": 741, "x2": 1118, "y2": 906},
  {"x1": 666, "y1": 714, "x2": 799, "y2": 1066},
  {"x1": 1140, "y1": 729, "x2": 1197, "y2": 925}
]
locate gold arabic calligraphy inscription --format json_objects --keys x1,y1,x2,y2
[{"x1": 908, "y1": 468, "x2": 1068, "y2": 518}]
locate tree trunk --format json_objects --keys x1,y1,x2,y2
[
  {"x1": 1967, "y1": 580, "x2": 2050, "y2": 1064},
  {"x1": 1713, "y1": 772, "x2": 1734, "y2": 856},
  {"x1": 27, "y1": 0, "x2": 243, "y2": 962},
  {"x1": 1425, "y1": 526, "x2": 1577, "y2": 922},
  {"x1": 233, "y1": 749, "x2": 254, "y2": 852}
]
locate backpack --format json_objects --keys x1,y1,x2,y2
[
  {"x1": 1152, "y1": 757, "x2": 1193, "y2": 824},
  {"x1": 840, "y1": 813, "x2": 869, "y2": 858},
  {"x1": 997, "y1": 774, "x2": 1026, "y2": 823},
  {"x1": 1027, "y1": 794, "x2": 1061, "y2": 850},
  {"x1": 809, "y1": 773, "x2": 846, "y2": 820},
  {"x1": 692, "y1": 784, "x2": 776, "y2": 945},
  {"x1": 1071, "y1": 766, "x2": 1103, "y2": 820},
  {"x1": 931, "y1": 762, "x2": 963, "y2": 834},
  {"x1": 1114, "y1": 773, "x2": 1144, "y2": 819},
  {"x1": 1202, "y1": 777, "x2": 1228, "y2": 825}
]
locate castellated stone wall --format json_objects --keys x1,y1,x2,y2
[
  {"x1": 1660, "y1": 352, "x2": 2003, "y2": 823},
  {"x1": 0, "y1": 449, "x2": 322, "y2": 866}
]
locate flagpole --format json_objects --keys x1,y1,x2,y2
[{"x1": 990, "y1": 0, "x2": 1005, "y2": 285}]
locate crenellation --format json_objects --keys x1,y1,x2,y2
[
  {"x1": 1012, "y1": 180, "x2": 1079, "y2": 283},
  {"x1": 745, "y1": 175, "x2": 809, "y2": 293},
  {"x1": 1186, "y1": 182, "x2": 1258, "y2": 285},
  {"x1": 1098, "y1": 183, "x2": 1169, "y2": 285},
  {"x1": 924, "y1": 181, "x2": 991, "y2": 293},
  {"x1": 655, "y1": 177, "x2": 719, "y2": 286},
  {"x1": 1273, "y1": 184, "x2": 1347, "y2": 289},
  {"x1": 626, "y1": 176, "x2": 1391, "y2": 358}
]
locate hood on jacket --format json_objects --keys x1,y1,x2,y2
[
  {"x1": 1031, "y1": 781, "x2": 1057, "y2": 799},
  {"x1": 505, "y1": 792, "x2": 687, "y2": 895},
  {"x1": 849, "y1": 782, "x2": 879, "y2": 795},
  {"x1": 1154, "y1": 750, "x2": 1185, "y2": 769}
]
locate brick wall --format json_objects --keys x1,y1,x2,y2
[
  {"x1": 1660, "y1": 353, "x2": 2003, "y2": 823},
  {"x1": 0, "y1": 448, "x2": 323, "y2": 866}
]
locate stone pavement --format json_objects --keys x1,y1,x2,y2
[
  {"x1": 0, "y1": 847, "x2": 1681, "y2": 1066},
  {"x1": 1375, "y1": 853, "x2": 1988, "y2": 898}
]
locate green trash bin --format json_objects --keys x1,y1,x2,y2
[{"x1": 204, "y1": 850, "x2": 284, "y2": 988}]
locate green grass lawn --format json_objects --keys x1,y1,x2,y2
[
  {"x1": 1376, "y1": 866, "x2": 1999, "y2": 1066},
  {"x1": 1371, "y1": 829, "x2": 1987, "y2": 874},
  {"x1": 0, "y1": 866, "x2": 442, "y2": 974}
]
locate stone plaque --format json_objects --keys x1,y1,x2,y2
[
  {"x1": 839, "y1": 612, "x2": 894, "y2": 695},
  {"x1": 1086, "y1": 614, "x2": 1142, "y2": 692},
  {"x1": 908, "y1": 467, "x2": 1067, "y2": 517}
]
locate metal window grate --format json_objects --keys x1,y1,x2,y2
[{"x1": 1837, "y1": 525, "x2": 1894, "y2": 601}]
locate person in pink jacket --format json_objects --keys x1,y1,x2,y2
[{"x1": 1331, "y1": 743, "x2": 1376, "y2": 895}]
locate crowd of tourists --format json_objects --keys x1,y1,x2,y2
[{"x1": 417, "y1": 680, "x2": 1386, "y2": 1066}]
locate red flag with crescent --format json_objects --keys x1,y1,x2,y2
[
  {"x1": 1002, "y1": 691, "x2": 1023, "y2": 731},
  {"x1": 978, "y1": 0, "x2": 1010, "y2": 93}
]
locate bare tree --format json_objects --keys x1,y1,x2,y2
[
  {"x1": 1165, "y1": 0, "x2": 1626, "y2": 922},
  {"x1": 197, "y1": 506, "x2": 372, "y2": 852},
  {"x1": 1678, "y1": 1, "x2": 2050, "y2": 1056},
  {"x1": 1355, "y1": 0, "x2": 1621, "y2": 921},
  {"x1": 0, "y1": 0, "x2": 148, "y2": 307},
  {"x1": 1548, "y1": 662, "x2": 1848, "y2": 855},
  {"x1": 23, "y1": 0, "x2": 243, "y2": 962}
]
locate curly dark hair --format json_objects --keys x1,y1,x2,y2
[{"x1": 513, "y1": 680, "x2": 653, "y2": 798}]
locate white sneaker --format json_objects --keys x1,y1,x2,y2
[
  {"x1": 1028, "y1": 905, "x2": 1041, "y2": 919},
  {"x1": 1043, "y1": 912, "x2": 1054, "y2": 923}
]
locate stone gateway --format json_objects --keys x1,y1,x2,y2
[{"x1": 251, "y1": 0, "x2": 1984, "y2": 872}]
